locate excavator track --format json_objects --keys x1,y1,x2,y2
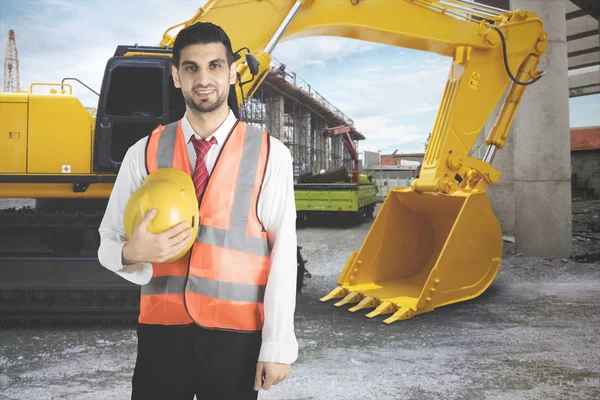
[
  {"x1": 0, "y1": 257, "x2": 140, "y2": 324},
  {"x1": 0, "y1": 203, "x2": 140, "y2": 324},
  {"x1": 0, "y1": 205, "x2": 310, "y2": 324}
]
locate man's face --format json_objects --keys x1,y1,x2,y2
[{"x1": 172, "y1": 42, "x2": 236, "y2": 114}]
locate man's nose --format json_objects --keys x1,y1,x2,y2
[{"x1": 195, "y1": 69, "x2": 212, "y2": 87}]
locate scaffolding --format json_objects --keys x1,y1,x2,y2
[{"x1": 244, "y1": 59, "x2": 365, "y2": 179}]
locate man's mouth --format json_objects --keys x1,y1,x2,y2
[{"x1": 194, "y1": 88, "x2": 216, "y2": 98}]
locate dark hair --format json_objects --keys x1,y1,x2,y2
[{"x1": 172, "y1": 22, "x2": 235, "y2": 67}]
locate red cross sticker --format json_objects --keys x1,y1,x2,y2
[{"x1": 62, "y1": 165, "x2": 71, "y2": 173}]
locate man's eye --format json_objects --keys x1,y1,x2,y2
[
  {"x1": 211, "y1": 63, "x2": 221, "y2": 69},
  {"x1": 186, "y1": 66, "x2": 196, "y2": 72}
]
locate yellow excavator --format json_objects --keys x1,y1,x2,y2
[{"x1": 0, "y1": 0, "x2": 547, "y2": 323}]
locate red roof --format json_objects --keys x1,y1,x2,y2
[
  {"x1": 571, "y1": 126, "x2": 600, "y2": 151},
  {"x1": 381, "y1": 155, "x2": 399, "y2": 166}
]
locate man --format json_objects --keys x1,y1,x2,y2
[{"x1": 98, "y1": 21, "x2": 298, "y2": 399}]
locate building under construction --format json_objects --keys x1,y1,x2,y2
[{"x1": 244, "y1": 58, "x2": 365, "y2": 178}]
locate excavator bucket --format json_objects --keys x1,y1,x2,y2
[{"x1": 320, "y1": 187, "x2": 502, "y2": 324}]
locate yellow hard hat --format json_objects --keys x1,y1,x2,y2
[{"x1": 123, "y1": 168, "x2": 199, "y2": 263}]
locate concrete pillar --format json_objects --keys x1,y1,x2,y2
[
  {"x1": 265, "y1": 93, "x2": 284, "y2": 140},
  {"x1": 510, "y1": 0, "x2": 572, "y2": 257},
  {"x1": 301, "y1": 109, "x2": 311, "y2": 174}
]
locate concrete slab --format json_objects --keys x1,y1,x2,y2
[{"x1": 1, "y1": 206, "x2": 599, "y2": 400}]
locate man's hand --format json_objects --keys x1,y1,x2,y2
[
  {"x1": 122, "y1": 208, "x2": 193, "y2": 265},
  {"x1": 254, "y1": 362, "x2": 291, "y2": 391}
]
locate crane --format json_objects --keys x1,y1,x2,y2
[
  {"x1": 323, "y1": 125, "x2": 360, "y2": 184},
  {"x1": 3, "y1": 29, "x2": 20, "y2": 92}
]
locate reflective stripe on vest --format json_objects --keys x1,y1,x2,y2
[
  {"x1": 157, "y1": 122, "x2": 177, "y2": 169},
  {"x1": 142, "y1": 275, "x2": 265, "y2": 303},
  {"x1": 141, "y1": 120, "x2": 270, "y2": 330},
  {"x1": 146, "y1": 121, "x2": 192, "y2": 176}
]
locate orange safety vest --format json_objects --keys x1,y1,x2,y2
[{"x1": 140, "y1": 119, "x2": 270, "y2": 332}]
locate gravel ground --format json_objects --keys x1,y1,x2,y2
[{"x1": 1, "y1": 200, "x2": 599, "y2": 400}]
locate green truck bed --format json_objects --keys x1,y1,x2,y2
[{"x1": 294, "y1": 182, "x2": 377, "y2": 220}]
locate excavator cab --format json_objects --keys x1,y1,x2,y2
[{"x1": 93, "y1": 46, "x2": 186, "y2": 173}]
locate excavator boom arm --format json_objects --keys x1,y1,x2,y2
[{"x1": 160, "y1": 0, "x2": 546, "y2": 194}]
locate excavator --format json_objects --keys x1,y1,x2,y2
[{"x1": 0, "y1": 0, "x2": 547, "y2": 323}]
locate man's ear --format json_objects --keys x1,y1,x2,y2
[
  {"x1": 171, "y1": 64, "x2": 181, "y2": 88},
  {"x1": 229, "y1": 62, "x2": 237, "y2": 85}
]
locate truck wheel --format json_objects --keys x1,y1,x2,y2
[
  {"x1": 296, "y1": 212, "x2": 308, "y2": 227},
  {"x1": 367, "y1": 205, "x2": 375, "y2": 219},
  {"x1": 297, "y1": 247, "x2": 307, "y2": 293}
]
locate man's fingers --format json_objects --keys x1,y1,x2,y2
[
  {"x1": 162, "y1": 221, "x2": 189, "y2": 239},
  {"x1": 137, "y1": 209, "x2": 156, "y2": 232},
  {"x1": 262, "y1": 373, "x2": 274, "y2": 391},
  {"x1": 172, "y1": 236, "x2": 194, "y2": 255},
  {"x1": 254, "y1": 363, "x2": 264, "y2": 391},
  {"x1": 168, "y1": 227, "x2": 194, "y2": 245}
]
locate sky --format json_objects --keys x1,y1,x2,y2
[{"x1": 1, "y1": 0, "x2": 598, "y2": 155}]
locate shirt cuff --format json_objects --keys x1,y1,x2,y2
[
  {"x1": 114, "y1": 263, "x2": 153, "y2": 285},
  {"x1": 100, "y1": 241, "x2": 153, "y2": 285},
  {"x1": 258, "y1": 339, "x2": 298, "y2": 364}
]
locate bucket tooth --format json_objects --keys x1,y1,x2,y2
[
  {"x1": 319, "y1": 287, "x2": 348, "y2": 303},
  {"x1": 365, "y1": 301, "x2": 395, "y2": 319},
  {"x1": 334, "y1": 292, "x2": 362, "y2": 307},
  {"x1": 383, "y1": 307, "x2": 414, "y2": 324},
  {"x1": 348, "y1": 296, "x2": 377, "y2": 313}
]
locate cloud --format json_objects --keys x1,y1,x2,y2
[
  {"x1": 361, "y1": 67, "x2": 384, "y2": 74},
  {"x1": 352, "y1": 115, "x2": 425, "y2": 153},
  {"x1": 272, "y1": 46, "x2": 450, "y2": 153},
  {"x1": 273, "y1": 37, "x2": 377, "y2": 69},
  {"x1": 323, "y1": 64, "x2": 449, "y2": 121}
]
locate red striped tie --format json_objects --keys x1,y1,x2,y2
[{"x1": 190, "y1": 135, "x2": 216, "y2": 202}]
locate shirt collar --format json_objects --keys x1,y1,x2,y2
[{"x1": 181, "y1": 109, "x2": 237, "y2": 145}]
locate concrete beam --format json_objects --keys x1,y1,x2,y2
[
  {"x1": 566, "y1": 1, "x2": 581, "y2": 13},
  {"x1": 570, "y1": 85, "x2": 600, "y2": 97},
  {"x1": 566, "y1": 15, "x2": 598, "y2": 37},
  {"x1": 569, "y1": 68, "x2": 600, "y2": 97},
  {"x1": 568, "y1": 50, "x2": 600, "y2": 69},
  {"x1": 567, "y1": 34, "x2": 599, "y2": 53},
  {"x1": 569, "y1": 0, "x2": 600, "y2": 20}
]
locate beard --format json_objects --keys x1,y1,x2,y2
[{"x1": 183, "y1": 85, "x2": 228, "y2": 113}]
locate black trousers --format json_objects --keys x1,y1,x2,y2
[{"x1": 131, "y1": 323, "x2": 262, "y2": 400}]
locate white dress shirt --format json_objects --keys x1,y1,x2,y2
[{"x1": 97, "y1": 109, "x2": 298, "y2": 364}]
